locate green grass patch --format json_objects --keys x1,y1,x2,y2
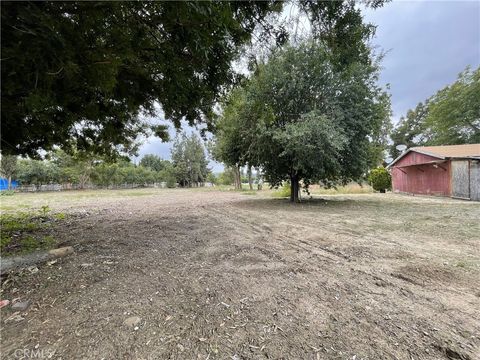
[
  {"x1": 0, "y1": 208, "x2": 65, "y2": 256},
  {"x1": 240, "y1": 190, "x2": 257, "y2": 196},
  {"x1": 271, "y1": 184, "x2": 291, "y2": 198}
]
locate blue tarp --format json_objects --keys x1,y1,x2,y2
[{"x1": 0, "y1": 178, "x2": 18, "y2": 190}]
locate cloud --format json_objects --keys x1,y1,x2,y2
[{"x1": 363, "y1": 0, "x2": 480, "y2": 121}]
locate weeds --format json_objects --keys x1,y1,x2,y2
[{"x1": 0, "y1": 207, "x2": 64, "y2": 256}]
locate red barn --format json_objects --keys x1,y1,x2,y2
[{"x1": 388, "y1": 144, "x2": 480, "y2": 201}]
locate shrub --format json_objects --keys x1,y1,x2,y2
[{"x1": 368, "y1": 167, "x2": 391, "y2": 193}]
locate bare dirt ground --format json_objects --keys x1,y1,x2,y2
[{"x1": 1, "y1": 189, "x2": 479, "y2": 359}]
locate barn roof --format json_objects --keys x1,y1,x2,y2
[{"x1": 388, "y1": 144, "x2": 480, "y2": 168}]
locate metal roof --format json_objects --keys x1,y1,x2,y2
[{"x1": 388, "y1": 144, "x2": 480, "y2": 168}]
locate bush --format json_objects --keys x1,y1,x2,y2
[{"x1": 368, "y1": 167, "x2": 391, "y2": 193}]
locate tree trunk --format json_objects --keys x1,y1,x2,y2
[
  {"x1": 235, "y1": 166, "x2": 242, "y2": 190},
  {"x1": 247, "y1": 165, "x2": 253, "y2": 190},
  {"x1": 256, "y1": 168, "x2": 262, "y2": 190},
  {"x1": 290, "y1": 174, "x2": 300, "y2": 203},
  {"x1": 7, "y1": 176, "x2": 12, "y2": 190}
]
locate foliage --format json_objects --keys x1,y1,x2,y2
[
  {"x1": 171, "y1": 133, "x2": 209, "y2": 187},
  {"x1": 1, "y1": 1, "x2": 387, "y2": 158},
  {"x1": 425, "y1": 66, "x2": 480, "y2": 145},
  {"x1": 15, "y1": 152, "x2": 175, "y2": 187},
  {"x1": 389, "y1": 102, "x2": 430, "y2": 159},
  {"x1": 51, "y1": 149, "x2": 96, "y2": 188},
  {"x1": 368, "y1": 167, "x2": 391, "y2": 192},
  {"x1": 217, "y1": 169, "x2": 235, "y2": 186},
  {"x1": 16, "y1": 159, "x2": 60, "y2": 185},
  {"x1": 206, "y1": 173, "x2": 218, "y2": 185},
  {"x1": 0, "y1": 154, "x2": 18, "y2": 189},
  {"x1": 159, "y1": 163, "x2": 177, "y2": 188},
  {"x1": 389, "y1": 66, "x2": 480, "y2": 157},
  {"x1": 139, "y1": 154, "x2": 169, "y2": 172},
  {"x1": 213, "y1": 40, "x2": 390, "y2": 202},
  {"x1": 0, "y1": 208, "x2": 64, "y2": 256},
  {"x1": 1, "y1": 1, "x2": 283, "y2": 158}
]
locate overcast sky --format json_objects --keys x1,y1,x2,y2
[{"x1": 135, "y1": 0, "x2": 480, "y2": 171}]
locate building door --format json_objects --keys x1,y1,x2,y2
[
  {"x1": 451, "y1": 160, "x2": 470, "y2": 199},
  {"x1": 470, "y1": 161, "x2": 480, "y2": 201}
]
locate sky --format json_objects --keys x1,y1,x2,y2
[{"x1": 134, "y1": 0, "x2": 480, "y2": 172}]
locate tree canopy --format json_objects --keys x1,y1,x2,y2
[
  {"x1": 389, "y1": 66, "x2": 480, "y2": 158},
  {"x1": 1, "y1": 0, "x2": 386, "y2": 158},
  {"x1": 171, "y1": 133, "x2": 209, "y2": 187},
  {"x1": 425, "y1": 66, "x2": 480, "y2": 145},
  {"x1": 212, "y1": 40, "x2": 391, "y2": 202},
  {"x1": 389, "y1": 102, "x2": 430, "y2": 159},
  {"x1": 1, "y1": 1, "x2": 282, "y2": 157},
  {"x1": 139, "y1": 154, "x2": 168, "y2": 173}
]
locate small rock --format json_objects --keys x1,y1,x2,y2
[
  {"x1": 177, "y1": 344, "x2": 185, "y2": 352},
  {"x1": 12, "y1": 300, "x2": 31, "y2": 311},
  {"x1": 80, "y1": 263, "x2": 94, "y2": 267},
  {"x1": 124, "y1": 316, "x2": 141, "y2": 327},
  {"x1": 48, "y1": 246, "x2": 74, "y2": 257}
]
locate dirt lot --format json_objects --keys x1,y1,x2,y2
[{"x1": 1, "y1": 189, "x2": 479, "y2": 359}]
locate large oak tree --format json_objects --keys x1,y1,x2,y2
[
  {"x1": 212, "y1": 41, "x2": 391, "y2": 202},
  {"x1": 1, "y1": 1, "x2": 385, "y2": 159}
]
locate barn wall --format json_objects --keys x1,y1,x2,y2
[
  {"x1": 451, "y1": 160, "x2": 470, "y2": 199},
  {"x1": 469, "y1": 161, "x2": 480, "y2": 201},
  {"x1": 391, "y1": 152, "x2": 451, "y2": 196}
]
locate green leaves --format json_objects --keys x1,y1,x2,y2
[
  {"x1": 389, "y1": 66, "x2": 479, "y2": 157},
  {"x1": 171, "y1": 133, "x2": 209, "y2": 187},
  {"x1": 1, "y1": 1, "x2": 281, "y2": 157},
  {"x1": 368, "y1": 167, "x2": 391, "y2": 192},
  {"x1": 212, "y1": 39, "x2": 390, "y2": 194},
  {"x1": 426, "y1": 66, "x2": 480, "y2": 145}
]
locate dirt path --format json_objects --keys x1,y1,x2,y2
[{"x1": 1, "y1": 190, "x2": 479, "y2": 359}]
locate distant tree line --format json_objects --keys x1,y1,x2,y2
[{"x1": 1, "y1": 133, "x2": 213, "y2": 189}]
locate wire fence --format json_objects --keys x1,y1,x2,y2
[{"x1": 13, "y1": 182, "x2": 169, "y2": 193}]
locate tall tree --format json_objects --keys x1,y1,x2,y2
[
  {"x1": 389, "y1": 102, "x2": 430, "y2": 159},
  {"x1": 209, "y1": 87, "x2": 254, "y2": 190},
  {"x1": 213, "y1": 40, "x2": 390, "y2": 202},
  {"x1": 0, "y1": 155, "x2": 18, "y2": 190},
  {"x1": 171, "y1": 133, "x2": 209, "y2": 187}
]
